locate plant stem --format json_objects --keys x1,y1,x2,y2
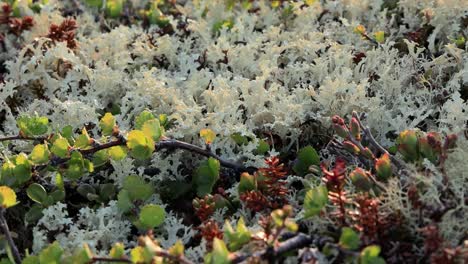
[
  {"x1": 89, "y1": 257, "x2": 131, "y2": 263},
  {"x1": 0, "y1": 135, "x2": 47, "y2": 142},
  {"x1": 0, "y1": 209, "x2": 22, "y2": 264}
]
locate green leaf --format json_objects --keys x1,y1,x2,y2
[
  {"x1": 77, "y1": 184, "x2": 96, "y2": 200},
  {"x1": 254, "y1": 139, "x2": 270, "y2": 155},
  {"x1": 109, "y1": 243, "x2": 125, "y2": 258},
  {"x1": 61, "y1": 125, "x2": 74, "y2": 142},
  {"x1": 231, "y1": 133, "x2": 249, "y2": 146},
  {"x1": 193, "y1": 158, "x2": 220, "y2": 197},
  {"x1": 65, "y1": 152, "x2": 86, "y2": 180},
  {"x1": 31, "y1": 144, "x2": 50, "y2": 164},
  {"x1": 126, "y1": 130, "x2": 155, "y2": 160},
  {"x1": 158, "y1": 114, "x2": 168, "y2": 128},
  {"x1": 0, "y1": 186, "x2": 16, "y2": 208},
  {"x1": 210, "y1": 238, "x2": 230, "y2": 264},
  {"x1": 99, "y1": 113, "x2": 116, "y2": 136},
  {"x1": 303, "y1": 185, "x2": 328, "y2": 218},
  {"x1": 238, "y1": 173, "x2": 255, "y2": 194},
  {"x1": 142, "y1": 119, "x2": 162, "y2": 142},
  {"x1": 139, "y1": 204, "x2": 165, "y2": 229},
  {"x1": 123, "y1": 175, "x2": 153, "y2": 201},
  {"x1": 224, "y1": 218, "x2": 251, "y2": 251},
  {"x1": 21, "y1": 256, "x2": 39, "y2": 264},
  {"x1": 17, "y1": 115, "x2": 49, "y2": 136},
  {"x1": 135, "y1": 110, "x2": 155, "y2": 130},
  {"x1": 99, "y1": 183, "x2": 116, "y2": 201},
  {"x1": 25, "y1": 204, "x2": 44, "y2": 223},
  {"x1": 92, "y1": 150, "x2": 109, "y2": 168},
  {"x1": 1, "y1": 160, "x2": 16, "y2": 186},
  {"x1": 13, "y1": 153, "x2": 32, "y2": 184},
  {"x1": 117, "y1": 190, "x2": 133, "y2": 213},
  {"x1": 339, "y1": 227, "x2": 360, "y2": 250},
  {"x1": 168, "y1": 240, "x2": 184, "y2": 257},
  {"x1": 55, "y1": 172, "x2": 64, "y2": 191},
  {"x1": 130, "y1": 246, "x2": 152, "y2": 263},
  {"x1": 49, "y1": 189, "x2": 65, "y2": 203},
  {"x1": 106, "y1": 0, "x2": 124, "y2": 18},
  {"x1": 360, "y1": 245, "x2": 386, "y2": 264},
  {"x1": 293, "y1": 146, "x2": 320, "y2": 176},
  {"x1": 74, "y1": 128, "x2": 91, "y2": 148},
  {"x1": 108, "y1": 146, "x2": 127, "y2": 161},
  {"x1": 39, "y1": 241, "x2": 63, "y2": 264},
  {"x1": 27, "y1": 183, "x2": 48, "y2": 205},
  {"x1": 71, "y1": 244, "x2": 93, "y2": 264},
  {"x1": 51, "y1": 137, "x2": 70, "y2": 158}
]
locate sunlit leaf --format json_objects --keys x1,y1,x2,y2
[
  {"x1": 31, "y1": 144, "x2": 50, "y2": 164},
  {"x1": 0, "y1": 186, "x2": 16, "y2": 208},
  {"x1": 139, "y1": 204, "x2": 165, "y2": 229},
  {"x1": 99, "y1": 113, "x2": 116, "y2": 136}
]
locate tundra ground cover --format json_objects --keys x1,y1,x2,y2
[{"x1": 0, "y1": 0, "x2": 467, "y2": 263}]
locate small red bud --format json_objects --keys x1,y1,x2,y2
[
  {"x1": 375, "y1": 153, "x2": 392, "y2": 181},
  {"x1": 350, "y1": 168, "x2": 373, "y2": 192},
  {"x1": 349, "y1": 117, "x2": 361, "y2": 140},
  {"x1": 343, "y1": 140, "x2": 360, "y2": 154}
]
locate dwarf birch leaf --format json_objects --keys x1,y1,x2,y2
[
  {"x1": 0, "y1": 186, "x2": 16, "y2": 208},
  {"x1": 135, "y1": 110, "x2": 155, "y2": 130},
  {"x1": 193, "y1": 158, "x2": 220, "y2": 197},
  {"x1": 27, "y1": 183, "x2": 48, "y2": 205},
  {"x1": 339, "y1": 227, "x2": 360, "y2": 250},
  {"x1": 200, "y1": 129, "x2": 216, "y2": 144},
  {"x1": 99, "y1": 113, "x2": 116, "y2": 136},
  {"x1": 293, "y1": 146, "x2": 320, "y2": 176},
  {"x1": 51, "y1": 137, "x2": 69, "y2": 158},
  {"x1": 139, "y1": 204, "x2": 165, "y2": 229},
  {"x1": 304, "y1": 186, "x2": 328, "y2": 218},
  {"x1": 31, "y1": 144, "x2": 50, "y2": 164}
]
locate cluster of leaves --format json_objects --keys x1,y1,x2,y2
[{"x1": 0, "y1": 104, "x2": 467, "y2": 264}]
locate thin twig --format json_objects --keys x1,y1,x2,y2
[
  {"x1": 351, "y1": 111, "x2": 406, "y2": 169},
  {"x1": 157, "y1": 138, "x2": 248, "y2": 172},
  {"x1": 28, "y1": 135, "x2": 249, "y2": 174},
  {"x1": 89, "y1": 257, "x2": 131, "y2": 263},
  {"x1": 156, "y1": 251, "x2": 194, "y2": 264},
  {"x1": 0, "y1": 209, "x2": 21, "y2": 264},
  {"x1": 0, "y1": 135, "x2": 47, "y2": 142}
]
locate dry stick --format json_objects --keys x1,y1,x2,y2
[
  {"x1": 89, "y1": 257, "x2": 131, "y2": 263},
  {"x1": 230, "y1": 233, "x2": 358, "y2": 263},
  {"x1": 351, "y1": 111, "x2": 406, "y2": 169},
  {"x1": 0, "y1": 135, "x2": 47, "y2": 142},
  {"x1": 0, "y1": 209, "x2": 22, "y2": 264},
  {"x1": 0, "y1": 133, "x2": 249, "y2": 173}
]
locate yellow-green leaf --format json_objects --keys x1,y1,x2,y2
[
  {"x1": 51, "y1": 137, "x2": 70, "y2": 158},
  {"x1": 200, "y1": 129, "x2": 216, "y2": 144},
  {"x1": 31, "y1": 144, "x2": 50, "y2": 164},
  {"x1": 126, "y1": 130, "x2": 155, "y2": 160},
  {"x1": 99, "y1": 113, "x2": 116, "y2": 136},
  {"x1": 0, "y1": 186, "x2": 17, "y2": 208}
]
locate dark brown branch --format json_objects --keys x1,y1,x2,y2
[
  {"x1": 32, "y1": 135, "x2": 250, "y2": 174},
  {"x1": 89, "y1": 257, "x2": 132, "y2": 263},
  {"x1": 156, "y1": 251, "x2": 194, "y2": 264},
  {"x1": 0, "y1": 135, "x2": 47, "y2": 142},
  {"x1": 230, "y1": 233, "x2": 314, "y2": 263},
  {"x1": 351, "y1": 111, "x2": 406, "y2": 169},
  {"x1": 0, "y1": 209, "x2": 22, "y2": 264},
  {"x1": 156, "y1": 138, "x2": 248, "y2": 172}
]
